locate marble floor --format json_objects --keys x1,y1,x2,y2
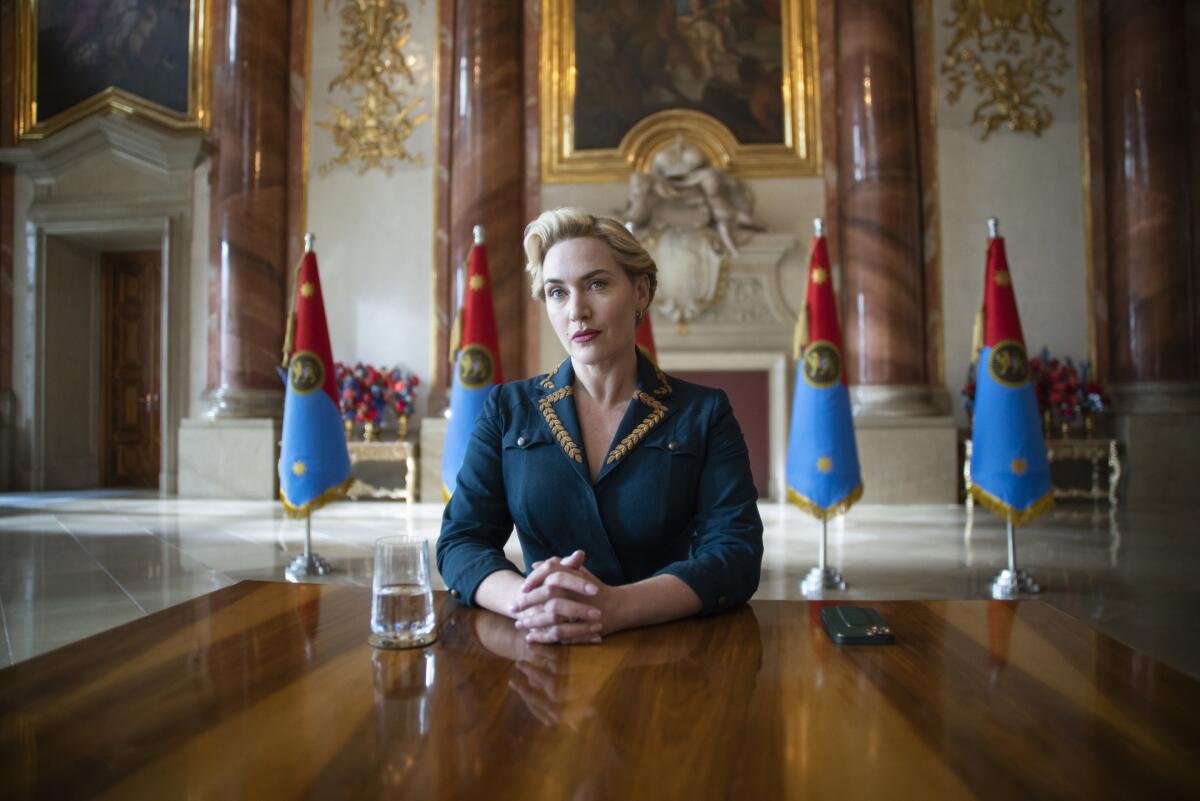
[{"x1": 1, "y1": 491, "x2": 1197, "y2": 679}]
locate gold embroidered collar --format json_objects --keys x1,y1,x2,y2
[
  {"x1": 606, "y1": 391, "x2": 667, "y2": 464},
  {"x1": 538, "y1": 385, "x2": 582, "y2": 463},
  {"x1": 536, "y1": 352, "x2": 673, "y2": 468}
]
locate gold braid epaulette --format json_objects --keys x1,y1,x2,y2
[
  {"x1": 539, "y1": 386, "x2": 583, "y2": 463},
  {"x1": 540, "y1": 359, "x2": 566, "y2": 390},
  {"x1": 652, "y1": 364, "x2": 672, "y2": 396},
  {"x1": 606, "y1": 391, "x2": 667, "y2": 464}
]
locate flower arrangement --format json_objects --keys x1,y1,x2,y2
[
  {"x1": 335, "y1": 362, "x2": 421, "y2": 439},
  {"x1": 961, "y1": 363, "x2": 977, "y2": 418},
  {"x1": 962, "y1": 348, "x2": 1108, "y2": 436},
  {"x1": 1030, "y1": 350, "x2": 1108, "y2": 430}
]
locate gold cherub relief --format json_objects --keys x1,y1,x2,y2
[
  {"x1": 942, "y1": 0, "x2": 1070, "y2": 141},
  {"x1": 318, "y1": 0, "x2": 429, "y2": 175}
]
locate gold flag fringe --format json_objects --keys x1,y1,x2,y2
[
  {"x1": 793, "y1": 302, "x2": 809, "y2": 361},
  {"x1": 786, "y1": 483, "x2": 864, "y2": 522},
  {"x1": 448, "y1": 310, "x2": 463, "y2": 366},
  {"x1": 448, "y1": 253, "x2": 471, "y2": 365},
  {"x1": 442, "y1": 484, "x2": 452, "y2": 504},
  {"x1": 280, "y1": 474, "x2": 355, "y2": 519},
  {"x1": 968, "y1": 483, "x2": 1054, "y2": 526},
  {"x1": 971, "y1": 308, "x2": 984, "y2": 364},
  {"x1": 280, "y1": 256, "x2": 306, "y2": 370}
]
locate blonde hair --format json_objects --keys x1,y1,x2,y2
[{"x1": 523, "y1": 207, "x2": 657, "y2": 302}]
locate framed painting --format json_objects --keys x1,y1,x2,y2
[
  {"x1": 15, "y1": 0, "x2": 211, "y2": 141},
  {"x1": 540, "y1": 0, "x2": 820, "y2": 183}
]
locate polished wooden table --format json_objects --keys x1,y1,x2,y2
[{"x1": 2, "y1": 582, "x2": 1198, "y2": 800}]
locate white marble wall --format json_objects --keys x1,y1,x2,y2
[
  {"x1": 305, "y1": 1, "x2": 438, "y2": 414},
  {"x1": 934, "y1": 0, "x2": 1090, "y2": 423},
  {"x1": 4, "y1": 117, "x2": 202, "y2": 491},
  {"x1": 187, "y1": 159, "x2": 211, "y2": 421}
]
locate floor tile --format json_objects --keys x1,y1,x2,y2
[{"x1": 0, "y1": 492, "x2": 1198, "y2": 678}]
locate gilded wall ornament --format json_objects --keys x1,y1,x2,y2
[
  {"x1": 941, "y1": 0, "x2": 1070, "y2": 141},
  {"x1": 318, "y1": 0, "x2": 428, "y2": 175}
]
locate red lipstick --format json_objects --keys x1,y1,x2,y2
[{"x1": 571, "y1": 329, "x2": 600, "y2": 343}]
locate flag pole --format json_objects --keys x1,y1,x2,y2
[
  {"x1": 982, "y1": 217, "x2": 1040, "y2": 599},
  {"x1": 287, "y1": 512, "x2": 333, "y2": 581},
  {"x1": 285, "y1": 232, "x2": 335, "y2": 583},
  {"x1": 819, "y1": 518, "x2": 826, "y2": 571},
  {"x1": 802, "y1": 517, "x2": 847, "y2": 595},
  {"x1": 990, "y1": 516, "x2": 1039, "y2": 598}
]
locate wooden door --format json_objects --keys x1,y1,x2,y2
[{"x1": 101, "y1": 251, "x2": 161, "y2": 488}]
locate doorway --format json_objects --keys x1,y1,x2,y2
[{"x1": 101, "y1": 251, "x2": 162, "y2": 488}]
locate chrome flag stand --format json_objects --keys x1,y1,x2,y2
[
  {"x1": 802, "y1": 518, "x2": 847, "y2": 595},
  {"x1": 286, "y1": 513, "x2": 333, "y2": 581},
  {"x1": 990, "y1": 518, "x2": 1039, "y2": 598}
]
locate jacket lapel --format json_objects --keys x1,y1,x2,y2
[
  {"x1": 595, "y1": 350, "x2": 677, "y2": 485},
  {"x1": 536, "y1": 359, "x2": 592, "y2": 485}
]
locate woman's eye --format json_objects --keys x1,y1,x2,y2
[
  {"x1": 588, "y1": 280, "x2": 607, "y2": 290},
  {"x1": 547, "y1": 287, "x2": 565, "y2": 300}
]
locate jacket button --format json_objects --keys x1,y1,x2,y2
[
  {"x1": 668, "y1": 440, "x2": 679, "y2": 451},
  {"x1": 717, "y1": 595, "x2": 728, "y2": 607},
  {"x1": 517, "y1": 436, "x2": 527, "y2": 447},
  {"x1": 450, "y1": 589, "x2": 462, "y2": 599}
]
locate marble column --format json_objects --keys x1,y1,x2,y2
[
  {"x1": 1101, "y1": 0, "x2": 1199, "y2": 412},
  {"x1": 285, "y1": 0, "x2": 310, "y2": 285},
  {"x1": 833, "y1": 0, "x2": 934, "y2": 415},
  {"x1": 0, "y1": 0, "x2": 15, "y2": 489},
  {"x1": 819, "y1": 0, "x2": 955, "y2": 502},
  {"x1": 204, "y1": 0, "x2": 291, "y2": 419},
  {"x1": 443, "y1": 0, "x2": 526, "y2": 385},
  {"x1": 422, "y1": 0, "x2": 526, "y2": 500}
]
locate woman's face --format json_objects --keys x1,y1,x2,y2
[{"x1": 542, "y1": 237, "x2": 649, "y2": 368}]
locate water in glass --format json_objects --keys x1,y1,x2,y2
[
  {"x1": 370, "y1": 535, "x2": 437, "y2": 648},
  {"x1": 372, "y1": 583, "x2": 435, "y2": 641}
]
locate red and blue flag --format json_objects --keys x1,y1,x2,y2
[
  {"x1": 785, "y1": 229, "x2": 863, "y2": 519},
  {"x1": 278, "y1": 247, "x2": 352, "y2": 516},
  {"x1": 969, "y1": 232, "x2": 1053, "y2": 524},
  {"x1": 442, "y1": 227, "x2": 504, "y2": 499}
]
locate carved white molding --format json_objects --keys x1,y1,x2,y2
[
  {"x1": 653, "y1": 231, "x2": 799, "y2": 354},
  {"x1": 1, "y1": 114, "x2": 201, "y2": 492},
  {"x1": 0, "y1": 113, "x2": 204, "y2": 188}
]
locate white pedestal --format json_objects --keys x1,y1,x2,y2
[
  {"x1": 855, "y1": 415, "x2": 958, "y2": 504},
  {"x1": 1115, "y1": 412, "x2": 1200, "y2": 506},
  {"x1": 177, "y1": 418, "x2": 280, "y2": 499},
  {"x1": 420, "y1": 415, "x2": 448, "y2": 504}
]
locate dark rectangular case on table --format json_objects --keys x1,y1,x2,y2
[{"x1": 820, "y1": 605, "x2": 896, "y2": 645}]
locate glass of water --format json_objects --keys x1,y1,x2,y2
[{"x1": 369, "y1": 535, "x2": 437, "y2": 649}]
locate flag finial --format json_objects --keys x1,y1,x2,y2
[
  {"x1": 473, "y1": 225, "x2": 485, "y2": 245},
  {"x1": 304, "y1": 233, "x2": 315, "y2": 253},
  {"x1": 813, "y1": 217, "x2": 825, "y2": 238},
  {"x1": 987, "y1": 218, "x2": 999, "y2": 239}
]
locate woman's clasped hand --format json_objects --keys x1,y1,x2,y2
[{"x1": 510, "y1": 550, "x2": 622, "y2": 645}]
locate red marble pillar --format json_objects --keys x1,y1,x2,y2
[
  {"x1": 832, "y1": 1, "x2": 929, "y2": 408},
  {"x1": 205, "y1": 0, "x2": 291, "y2": 418},
  {"x1": 1, "y1": 0, "x2": 15, "y2": 489},
  {"x1": 436, "y1": 0, "x2": 526, "y2": 389},
  {"x1": 1102, "y1": 0, "x2": 1198, "y2": 397},
  {"x1": 1, "y1": 0, "x2": 15, "y2": 403},
  {"x1": 285, "y1": 0, "x2": 310, "y2": 287}
]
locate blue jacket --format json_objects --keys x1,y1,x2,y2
[{"x1": 436, "y1": 349, "x2": 763, "y2": 616}]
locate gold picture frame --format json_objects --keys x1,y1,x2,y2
[
  {"x1": 540, "y1": 0, "x2": 820, "y2": 183},
  {"x1": 15, "y1": 0, "x2": 212, "y2": 141}
]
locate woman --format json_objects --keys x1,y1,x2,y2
[{"x1": 437, "y1": 208, "x2": 762, "y2": 644}]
